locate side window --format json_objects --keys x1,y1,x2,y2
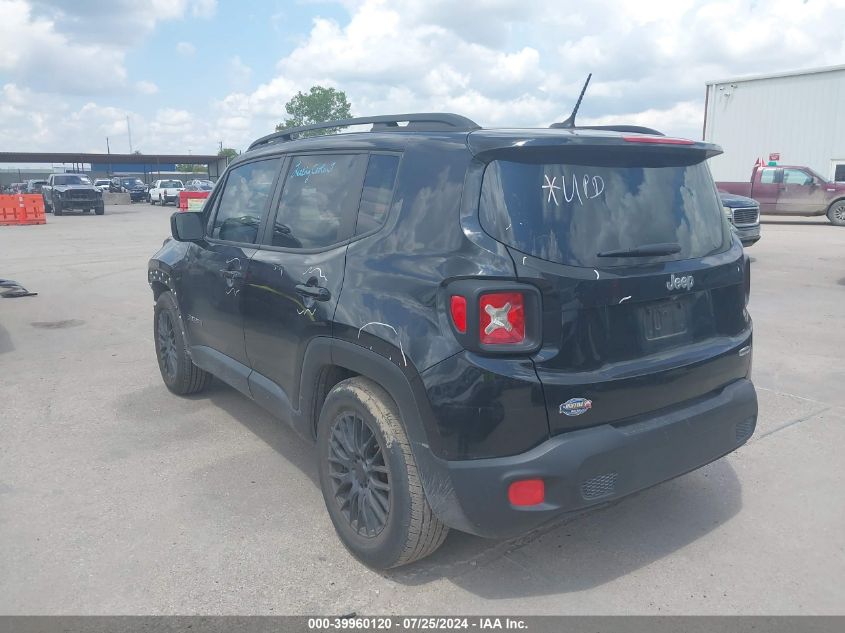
[
  {"x1": 356, "y1": 154, "x2": 400, "y2": 235},
  {"x1": 270, "y1": 154, "x2": 368, "y2": 249},
  {"x1": 759, "y1": 169, "x2": 776, "y2": 184},
  {"x1": 783, "y1": 169, "x2": 812, "y2": 185},
  {"x1": 211, "y1": 159, "x2": 281, "y2": 243}
]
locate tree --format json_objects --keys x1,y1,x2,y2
[
  {"x1": 275, "y1": 85, "x2": 352, "y2": 136},
  {"x1": 176, "y1": 164, "x2": 205, "y2": 173},
  {"x1": 218, "y1": 147, "x2": 238, "y2": 159}
]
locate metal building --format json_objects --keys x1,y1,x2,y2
[{"x1": 703, "y1": 65, "x2": 845, "y2": 182}]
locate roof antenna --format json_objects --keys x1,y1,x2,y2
[{"x1": 550, "y1": 73, "x2": 592, "y2": 129}]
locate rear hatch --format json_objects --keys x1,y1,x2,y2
[{"x1": 471, "y1": 130, "x2": 752, "y2": 434}]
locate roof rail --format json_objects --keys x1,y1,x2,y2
[
  {"x1": 575, "y1": 124, "x2": 665, "y2": 136},
  {"x1": 247, "y1": 113, "x2": 481, "y2": 150}
]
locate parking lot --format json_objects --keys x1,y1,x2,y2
[{"x1": 1, "y1": 203, "x2": 843, "y2": 615}]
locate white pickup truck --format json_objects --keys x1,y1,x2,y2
[{"x1": 148, "y1": 179, "x2": 184, "y2": 205}]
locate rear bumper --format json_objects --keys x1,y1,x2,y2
[{"x1": 439, "y1": 378, "x2": 757, "y2": 538}]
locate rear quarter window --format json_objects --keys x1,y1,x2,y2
[{"x1": 356, "y1": 154, "x2": 400, "y2": 235}]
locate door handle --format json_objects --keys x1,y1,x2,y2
[
  {"x1": 295, "y1": 284, "x2": 330, "y2": 301},
  {"x1": 220, "y1": 269, "x2": 243, "y2": 280}
]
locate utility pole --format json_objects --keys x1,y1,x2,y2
[
  {"x1": 126, "y1": 115, "x2": 133, "y2": 153},
  {"x1": 219, "y1": 140, "x2": 223, "y2": 154}
]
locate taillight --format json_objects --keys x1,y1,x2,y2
[
  {"x1": 508, "y1": 479, "x2": 545, "y2": 506},
  {"x1": 479, "y1": 292, "x2": 525, "y2": 344},
  {"x1": 622, "y1": 135, "x2": 695, "y2": 145},
  {"x1": 449, "y1": 295, "x2": 467, "y2": 333},
  {"x1": 445, "y1": 282, "x2": 540, "y2": 353}
]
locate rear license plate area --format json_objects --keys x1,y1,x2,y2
[{"x1": 642, "y1": 299, "x2": 689, "y2": 341}]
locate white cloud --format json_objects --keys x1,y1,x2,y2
[
  {"x1": 227, "y1": 56, "x2": 254, "y2": 91},
  {"x1": 4, "y1": 0, "x2": 845, "y2": 154},
  {"x1": 189, "y1": 0, "x2": 217, "y2": 18},
  {"x1": 580, "y1": 100, "x2": 706, "y2": 141},
  {"x1": 2, "y1": 0, "x2": 218, "y2": 96},
  {"x1": 0, "y1": 0, "x2": 127, "y2": 94},
  {"x1": 135, "y1": 81, "x2": 159, "y2": 95},
  {"x1": 176, "y1": 41, "x2": 196, "y2": 57},
  {"x1": 209, "y1": 0, "x2": 844, "y2": 146}
]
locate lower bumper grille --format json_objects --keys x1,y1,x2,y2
[
  {"x1": 735, "y1": 416, "x2": 756, "y2": 443},
  {"x1": 581, "y1": 472, "x2": 618, "y2": 500}
]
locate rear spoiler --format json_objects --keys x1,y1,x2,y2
[{"x1": 467, "y1": 129, "x2": 723, "y2": 163}]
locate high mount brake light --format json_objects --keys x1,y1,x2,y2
[
  {"x1": 622, "y1": 136, "x2": 695, "y2": 145},
  {"x1": 479, "y1": 292, "x2": 525, "y2": 344}
]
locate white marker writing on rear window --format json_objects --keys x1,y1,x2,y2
[{"x1": 543, "y1": 173, "x2": 604, "y2": 206}]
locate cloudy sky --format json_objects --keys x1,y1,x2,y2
[{"x1": 1, "y1": 0, "x2": 844, "y2": 155}]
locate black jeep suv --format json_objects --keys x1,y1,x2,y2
[{"x1": 149, "y1": 113, "x2": 757, "y2": 568}]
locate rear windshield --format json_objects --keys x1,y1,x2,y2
[
  {"x1": 479, "y1": 159, "x2": 728, "y2": 267},
  {"x1": 160, "y1": 180, "x2": 182, "y2": 188}
]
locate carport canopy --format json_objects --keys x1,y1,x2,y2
[{"x1": 0, "y1": 152, "x2": 228, "y2": 179}]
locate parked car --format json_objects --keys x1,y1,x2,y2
[
  {"x1": 42, "y1": 173, "x2": 104, "y2": 215},
  {"x1": 149, "y1": 113, "x2": 756, "y2": 568},
  {"x1": 186, "y1": 179, "x2": 214, "y2": 189},
  {"x1": 93, "y1": 179, "x2": 112, "y2": 193},
  {"x1": 111, "y1": 176, "x2": 147, "y2": 202},
  {"x1": 25, "y1": 179, "x2": 48, "y2": 194},
  {"x1": 719, "y1": 191, "x2": 761, "y2": 246},
  {"x1": 7, "y1": 182, "x2": 25, "y2": 193},
  {"x1": 148, "y1": 179, "x2": 184, "y2": 205},
  {"x1": 184, "y1": 182, "x2": 214, "y2": 192},
  {"x1": 717, "y1": 164, "x2": 845, "y2": 226}
]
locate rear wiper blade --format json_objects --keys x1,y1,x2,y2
[{"x1": 596, "y1": 242, "x2": 681, "y2": 257}]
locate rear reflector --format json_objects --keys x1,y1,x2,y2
[
  {"x1": 508, "y1": 479, "x2": 545, "y2": 506},
  {"x1": 622, "y1": 135, "x2": 695, "y2": 145},
  {"x1": 449, "y1": 295, "x2": 467, "y2": 333},
  {"x1": 479, "y1": 292, "x2": 525, "y2": 344}
]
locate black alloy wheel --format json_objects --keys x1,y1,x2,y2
[
  {"x1": 328, "y1": 413, "x2": 390, "y2": 537},
  {"x1": 156, "y1": 310, "x2": 178, "y2": 381}
]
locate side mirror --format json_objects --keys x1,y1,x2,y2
[{"x1": 171, "y1": 211, "x2": 205, "y2": 242}]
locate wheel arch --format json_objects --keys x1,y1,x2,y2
[
  {"x1": 298, "y1": 337, "x2": 472, "y2": 532},
  {"x1": 827, "y1": 197, "x2": 845, "y2": 225}
]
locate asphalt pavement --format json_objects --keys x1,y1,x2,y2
[{"x1": 1, "y1": 205, "x2": 843, "y2": 614}]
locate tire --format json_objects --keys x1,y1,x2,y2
[
  {"x1": 317, "y1": 377, "x2": 448, "y2": 568},
  {"x1": 153, "y1": 291, "x2": 211, "y2": 395},
  {"x1": 827, "y1": 200, "x2": 845, "y2": 226},
  {"x1": 95, "y1": 206, "x2": 104, "y2": 215},
  {"x1": 53, "y1": 199, "x2": 63, "y2": 216}
]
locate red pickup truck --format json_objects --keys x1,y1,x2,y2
[{"x1": 717, "y1": 165, "x2": 845, "y2": 226}]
